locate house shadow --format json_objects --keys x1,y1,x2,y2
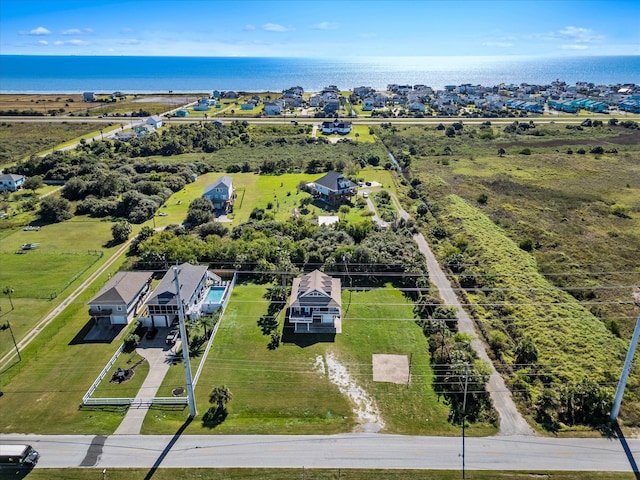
[
  {"x1": 68, "y1": 318, "x2": 125, "y2": 345},
  {"x1": 281, "y1": 325, "x2": 336, "y2": 347}
]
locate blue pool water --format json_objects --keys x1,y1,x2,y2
[{"x1": 205, "y1": 286, "x2": 226, "y2": 304}]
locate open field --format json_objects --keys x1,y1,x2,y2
[
  {"x1": 141, "y1": 283, "x2": 487, "y2": 436},
  {"x1": 378, "y1": 121, "x2": 640, "y2": 428},
  {"x1": 0, "y1": 121, "x2": 101, "y2": 164},
  {"x1": 7, "y1": 468, "x2": 634, "y2": 480}
]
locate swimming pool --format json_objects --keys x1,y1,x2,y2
[{"x1": 205, "y1": 286, "x2": 226, "y2": 304}]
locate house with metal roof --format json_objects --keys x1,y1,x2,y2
[
  {"x1": 203, "y1": 175, "x2": 235, "y2": 212},
  {"x1": 288, "y1": 270, "x2": 341, "y2": 334},
  {"x1": 144, "y1": 263, "x2": 220, "y2": 327},
  {"x1": 307, "y1": 171, "x2": 356, "y2": 205},
  {"x1": 88, "y1": 271, "x2": 152, "y2": 325},
  {"x1": 0, "y1": 173, "x2": 25, "y2": 192}
]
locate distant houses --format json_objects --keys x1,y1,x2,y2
[{"x1": 83, "y1": 92, "x2": 96, "y2": 102}]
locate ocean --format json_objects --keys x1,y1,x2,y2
[{"x1": 0, "y1": 55, "x2": 638, "y2": 93}]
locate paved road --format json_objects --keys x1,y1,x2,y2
[{"x1": 0, "y1": 433, "x2": 636, "y2": 471}]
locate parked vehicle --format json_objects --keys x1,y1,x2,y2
[
  {"x1": 165, "y1": 329, "x2": 179, "y2": 345},
  {"x1": 0, "y1": 444, "x2": 39, "y2": 469},
  {"x1": 145, "y1": 327, "x2": 158, "y2": 340}
]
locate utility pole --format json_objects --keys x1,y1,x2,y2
[
  {"x1": 462, "y1": 363, "x2": 469, "y2": 480},
  {"x1": 173, "y1": 267, "x2": 196, "y2": 418},
  {"x1": 610, "y1": 287, "x2": 640, "y2": 421}
]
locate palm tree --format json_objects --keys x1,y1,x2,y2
[
  {"x1": 3, "y1": 286, "x2": 14, "y2": 310},
  {"x1": 209, "y1": 385, "x2": 233, "y2": 412}
]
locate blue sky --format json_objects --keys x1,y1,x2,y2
[{"x1": 1, "y1": 0, "x2": 638, "y2": 57}]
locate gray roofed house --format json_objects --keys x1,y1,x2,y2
[
  {"x1": 88, "y1": 271, "x2": 153, "y2": 325},
  {"x1": 145, "y1": 263, "x2": 220, "y2": 327},
  {"x1": 203, "y1": 175, "x2": 235, "y2": 212},
  {"x1": 307, "y1": 170, "x2": 356, "y2": 206},
  {"x1": 289, "y1": 270, "x2": 341, "y2": 334},
  {"x1": 0, "y1": 173, "x2": 25, "y2": 192}
]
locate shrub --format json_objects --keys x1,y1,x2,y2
[
  {"x1": 519, "y1": 148, "x2": 532, "y2": 155},
  {"x1": 477, "y1": 193, "x2": 488, "y2": 205}
]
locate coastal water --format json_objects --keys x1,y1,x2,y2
[{"x1": 0, "y1": 55, "x2": 638, "y2": 93}]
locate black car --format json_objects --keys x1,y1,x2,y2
[
  {"x1": 145, "y1": 327, "x2": 158, "y2": 340},
  {"x1": 165, "y1": 329, "x2": 180, "y2": 345}
]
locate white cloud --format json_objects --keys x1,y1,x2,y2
[
  {"x1": 244, "y1": 24, "x2": 256, "y2": 31},
  {"x1": 20, "y1": 26, "x2": 51, "y2": 35},
  {"x1": 120, "y1": 28, "x2": 134, "y2": 34},
  {"x1": 54, "y1": 39, "x2": 89, "y2": 46},
  {"x1": 482, "y1": 41, "x2": 513, "y2": 48},
  {"x1": 559, "y1": 26, "x2": 604, "y2": 43},
  {"x1": 263, "y1": 23, "x2": 291, "y2": 32},
  {"x1": 61, "y1": 28, "x2": 93, "y2": 35},
  {"x1": 562, "y1": 44, "x2": 589, "y2": 50},
  {"x1": 38, "y1": 40, "x2": 48, "y2": 45},
  {"x1": 312, "y1": 21, "x2": 338, "y2": 30},
  {"x1": 528, "y1": 26, "x2": 604, "y2": 44},
  {"x1": 119, "y1": 39, "x2": 141, "y2": 45}
]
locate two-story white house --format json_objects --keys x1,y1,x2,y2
[
  {"x1": 288, "y1": 270, "x2": 341, "y2": 334},
  {"x1": 0, "y1": 174, "x2": 25, "y2": 192},
  {"x1": 144, "y1": 263, "x2": 220, "y2": 327},
  {"x1": 321, "y1": 119, "x2": 352, "y2": 134},
  {"x1": 87, "y1": 271, "x2": 153, "y2": 325},
  {"x1": 203, "y1": 176, "x2": 235, "y2": 212}
]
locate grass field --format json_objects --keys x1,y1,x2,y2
[
  {"x1": 0, "y1": 121, "x2": 101, "y2": 164},
  {"x1": 7, "y1": 468, "x2": 633, "y2": 480},
  {"x1": 141, "y1": 283, "x2": 488, "y2": 436},
  {"x1": 0, "y1": 217, "x2": 124, "y2": 360}
]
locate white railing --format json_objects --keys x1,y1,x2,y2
[
  {"x1": 83, "y1": 396, "x2": 189, "y2": 406},
  {"x1": 82, "y1": 343, "x2": 124, "y2": 403}
]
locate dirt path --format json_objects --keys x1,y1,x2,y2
[
  {"x1": 413, "y1": 233, "x2": 534, "y2": 436},
  {"x1": 368, "y1": 194, "x2": 534, "y2": 435},
  {"x1": 316, "y1": 353, "x2": 384, "y2": 432}
]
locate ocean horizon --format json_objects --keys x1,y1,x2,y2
[{"x1": 0, "y1": 55, "x2": 639, "y2": 94}]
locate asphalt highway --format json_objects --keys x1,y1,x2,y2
[{"x1": 0, "y1": 433, "x2": 637, "y2": 472}]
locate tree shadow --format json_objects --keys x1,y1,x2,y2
[{"x1": 202, "y1": 406, "x2": 228, "y2": 429}]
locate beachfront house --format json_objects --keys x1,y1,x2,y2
[
  {"x1": 0, "y1": 173, "x2": 25, "y2": 192},
  {"x1": 146, "y1": 115, "x2": 163, "y2": 129},
  {"x1": 203, "y1": 175, "x2": 235, "y2": 212},
  {"x1": 144, "y1": 263, "x2": 220, "y2": 327},
  {"x1": 83, "y1": 92, "x2": 96, "y2": 102},
  {"x1": 88, "y1": 271, "x2": 152, "y2": 326},
  {"x1": 288, "y1": 269, "x2": 341, "y2": 334},
  {"x1": 306, "y1": 170, "x2": 356, "y2": 205}
]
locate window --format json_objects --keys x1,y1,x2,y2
[{"x1": 117, "y1": 306, "x2": 122, "y2": 311}]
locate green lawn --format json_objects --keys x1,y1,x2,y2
[
  {"x1": 142, "y1": 283, "x2": 487, "y2": 436},
  {"x1": 12, "y1": 468, "x2": 633, "y2": 480}
]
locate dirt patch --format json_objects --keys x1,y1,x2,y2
[
  {"x1": 372, "y1": 354, "x2": 409, "y2": 384},
  {"x1": 317, "y1": 353, "x2": 384, "y2": 432},
  {"x1": 130, "y1": 96, "x2": 195, "y2": 104}
]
